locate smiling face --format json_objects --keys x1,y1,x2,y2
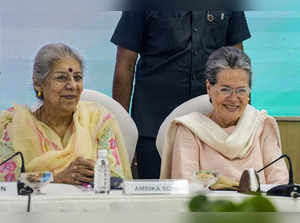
[
  {"x1": 35, "y1": 57, "x2": 83, "y2": 116},
  {"x1": 207, "y1": 68, "x2": 250, "y2": 128}
]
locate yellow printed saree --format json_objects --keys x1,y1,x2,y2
[{"x1": 0, "y1": 101, "x2": 132, "y2": 181}]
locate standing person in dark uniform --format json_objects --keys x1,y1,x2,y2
[{"x1": 111, "y1": 11, "x2": 251, "y2": 179}]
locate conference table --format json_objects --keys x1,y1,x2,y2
[{"x1": 1, "y1": 183, "x2": 300, "y2": 213}]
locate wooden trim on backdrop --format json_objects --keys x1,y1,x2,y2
[
  {"x1": 275, "y1": 116, "x2": 300, "y2": 121},
  {"x1": 275, "y1": 118, "x2": 300, "y2": 183}
]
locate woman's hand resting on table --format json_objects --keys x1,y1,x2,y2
[{"x1": 54, "y1": 157, "x2": 95, "y2": 185}]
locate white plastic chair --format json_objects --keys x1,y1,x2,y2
[
  {"x1": 80, "y1": 89, "x2": 138, "y2": 163},
  {"x1": 156, "y1": 94, "x2": 213, "y2": 158}
]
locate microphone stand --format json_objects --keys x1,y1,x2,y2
[
  {"x1": 0, "y1": 151, "x2": 33, "y2": 211},
  {"x1": 257, "y1": 154, "x2": 300, "y2": 197}
]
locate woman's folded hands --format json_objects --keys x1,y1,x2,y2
[
  {"x1": 209, "y1": 175, "x2": 239, "y2": 191},
  {"x1": 54, "y1": 157, "x2": 95, "y2": 185}
]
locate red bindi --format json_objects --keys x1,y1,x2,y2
[{"x1": 68, "y1": 68, "x2": 73, "y2": 72}]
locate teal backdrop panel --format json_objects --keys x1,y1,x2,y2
[{"x1": 245, "y1": 11, "x2": 300, "y2": 116}]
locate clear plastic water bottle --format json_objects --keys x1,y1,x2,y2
[{"x1": 94, "y1": 149, "x2": 110, "y2": 194}]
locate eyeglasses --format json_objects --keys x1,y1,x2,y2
[{"x1": 215, "y1": 86, "x2": 250, "y2": 97}]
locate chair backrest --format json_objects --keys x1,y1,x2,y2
[
  {"x1": 156, "y1": 94, "x2": 213, "y2": 157},
  {"x1": 80, "y1": 89, "x2": 138, "y2": 163}
]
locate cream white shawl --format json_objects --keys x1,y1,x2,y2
[{"x1": 160, "y1": 105, "x2": 273, "y2": 179}]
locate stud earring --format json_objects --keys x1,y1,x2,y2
[{"x1": 37, "y1": 91, "x2": 42, "y2": 97}]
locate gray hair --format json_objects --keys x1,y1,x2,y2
[
  {"x1": 33, "y1": 43, "x2": 84, "y2": 98},
  {"x1": 205, "y1": 46, "x2": 252, "y2": 88}
]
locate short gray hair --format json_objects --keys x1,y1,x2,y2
[
  {"x1": 205, "y1": 46, "x2": 252, "y2": 87},
  {"x1": 33, "y1": 43, "x2": 84, "y2": 98}
]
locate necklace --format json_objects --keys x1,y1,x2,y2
[{"x1": 33, "y1": 106, "x2": 44, "y2": 122}]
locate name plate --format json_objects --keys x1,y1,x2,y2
[
  {"x1": 123, "y1": 179, "x2": 189, "y2": 195},
  {"x1": 0, "y1": 182, "x2": 18, "y2": 196}
]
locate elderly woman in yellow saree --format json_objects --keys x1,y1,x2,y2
[{"x1": 0, "y1": 43, "x2": 132, "y2": 184}]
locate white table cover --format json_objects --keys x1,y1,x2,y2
[{"x1": 0, "y1": 183, "x2": 300, "y2": 213}]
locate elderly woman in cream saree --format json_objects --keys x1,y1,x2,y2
[{"x1": 160, "y1": 47, "x2": 288, "y2": 185}]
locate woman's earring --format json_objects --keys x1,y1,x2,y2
[{"x1": 37, "y1": 91, "x2": 41, "y2": 97}]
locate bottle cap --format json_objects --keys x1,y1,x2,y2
[{"x1": 98, "y1": 149, "x2": 108, "y2": 158}]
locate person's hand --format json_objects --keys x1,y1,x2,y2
[
  {"x1": 209, "y1": 175, "x2": 239, "y2": 191},
  {"x1": 54, "y1": 157, "x2": 95, "y2": 185}
]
